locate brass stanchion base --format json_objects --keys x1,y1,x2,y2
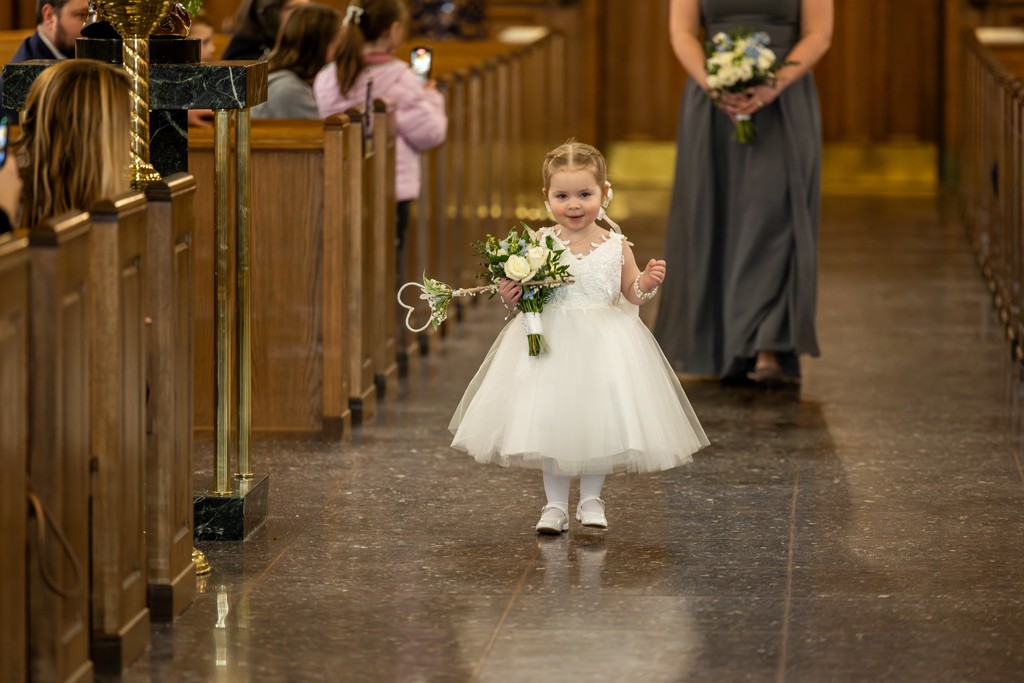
[
  {"x1": 193, "y1": 547, "x2": 212, "y2": 575},
  {"x1": 131, "y1": 160, "x2": 163, "y2": 190}
]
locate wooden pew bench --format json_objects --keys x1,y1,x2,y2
[
  {"x1": 188, "y1": 115, "x2": 371, "y2": 437},
  {"x1": 0, "y1": 232, "x2": 29, "y2": 683}
]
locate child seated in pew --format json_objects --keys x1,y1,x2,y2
[
  {"x1": 313, "y1": 0, "x2": 447, "y2": 252},
  {"x1": 252, "y1": 4, "x2": 344, "y2": 119},
  {"x1": 13, "y1": 60, "x2": 131, "y2": 227}
]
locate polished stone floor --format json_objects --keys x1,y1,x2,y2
[{"x1": 104, "y1": 191, "x2": 1024, "y2": 682}]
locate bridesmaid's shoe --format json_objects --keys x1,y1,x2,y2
[
  {"x1": 536, "y1": 503, "x2": 569, "y2": 535},
  {"x1": 747, "y1": 365, "x2": 783, "y2": 383},
  {"x1": 575, "y1": 496, "x2": 608, "y2": 529}
]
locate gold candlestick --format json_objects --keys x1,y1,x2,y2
[{"x1": 93, "y1": 0, "x2": 174, "y2": 189}]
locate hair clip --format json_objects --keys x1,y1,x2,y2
[{"x1": 343, "y1": 4, "x2": 364, "y2": 25}]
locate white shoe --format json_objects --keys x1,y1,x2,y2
[
  {"x1": 535, "y1": 503, "x2": 569, "y2": 534},
  {"x1": 575, "y1": 496, "x2": 607, "y2": 529}
]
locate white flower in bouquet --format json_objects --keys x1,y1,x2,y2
[
  {"x1": 503, "y1": 254, "x2": 537, "y2": 282},
  {"x1": 704, "y1": 28, "x2": 795, "y2": 144},
  {"x1": 526, "y1": 245, "x2": 548, "y2": 270}
]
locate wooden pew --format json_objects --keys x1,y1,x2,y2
[
  {"x1": 370, "y1": 100, "x2": 400, "y2": 393},
  {"x1": 86, "y1": 193, "x2": 150, "y2": 673},
  {"x1": 343, "y1": 108, "x2": 380, "y2": 423},
  {"x1": 27, "y1": 212, "x2": 93, "y2": 683},
  {"x1": 323, "y1": 116, "x2": 358, "y2": 437},
  {"x1": 0, "y1": 233, "x2": 29, "y2": 683},
  {"x1": 144, "y1": 174, "x2": 198, "y2": 619},
  {"x1": 189, "y1": 116, "x2": 361, "y2": 438}
]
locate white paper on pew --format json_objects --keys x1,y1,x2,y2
[{"x1": 497, "y1": 26, "x2": 550, "y2": 45}]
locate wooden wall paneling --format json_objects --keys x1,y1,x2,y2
[
  {"x1": 27, "y1": 212, "x2": 93, "y2": 683},
  {"x1": 143, "y1": 174, "x2": 197, "y2": 620},
  {"x1": 87, "y1": 192, "x2": 150, "y2": 673},
  {"x1": 0, "y1": 235, "x2": 29, "y2": 683},
  {"x1": 600, "y1": 0, "x2": 683, "y2": 142},
  {"x1": 0, "y1": 0, "x2": 35, "y2": 30},
  {"x1": 322, "y1": 115, "x2": 353, "y2": 439}
]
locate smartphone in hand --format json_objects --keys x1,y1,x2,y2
[
  {"x1": 0, "y1": 115, "x2": 8, "y2": 167},
  {"x1": 410, "y1": 46, "x2": 432, "y2": 83}
]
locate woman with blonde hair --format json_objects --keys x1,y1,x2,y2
[
  {"x1": 252, "y1": 3, "x2": 344, "y2": 119},
  {"x1": 15, "y1": 59, "x2": 132, "y2": 227}
]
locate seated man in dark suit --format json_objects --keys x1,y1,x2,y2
[
  {"x1": 2, "y1": 0, "x2": 90, "y2": 121},
  {"x1": 14, "y1": 0, "x2": 90, "y2": 61}
]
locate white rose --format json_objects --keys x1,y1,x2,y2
[
  {"x1": 757, "y1": 54, "x2": 774, "y2": 71},
  {"x1": 525, "y1": 246, "x2": 547, "y2": 270},
  {"x1": 503, "y1": 254, "x2": 536, "y2": 282},
  {"x1": 707, "y1": 73, "x2": 721, "y2": 90}
]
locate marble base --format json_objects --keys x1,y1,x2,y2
[{"x1": 193, "y1": 474, "x2": 269, "y2": 541}]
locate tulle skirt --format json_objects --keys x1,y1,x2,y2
[{"x1": 449, "y1": 304, "x2": 709, "y2": 476}]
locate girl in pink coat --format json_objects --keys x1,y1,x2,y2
[{"x1": 314, "y1": 0, "x2": 448, "y2": 251}]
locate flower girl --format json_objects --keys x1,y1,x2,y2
[{"x1": 449, "y1": 140, "x2": 709, "y2": 533}]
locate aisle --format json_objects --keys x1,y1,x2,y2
[{"x1": 105, "y1": 192, "x2": 1024, "y2": 683}]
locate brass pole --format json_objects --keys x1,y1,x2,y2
[
  {"x1": 213, "y1": 109, "x2": 232, "y2": 495},
  {"x1": 235, "y1": 108, "x2": 253, "y2": 479},
  {"x1": 122, "y1": 36, "x2": 162, "y2": 189}
]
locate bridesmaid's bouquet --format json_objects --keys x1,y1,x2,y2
[
  {"x1": 705, "y1": 29, "x2": 792, "y2": 144},
  {"x1": 396, "y1": 224, "x2": 572, "y2": 356},
  {"x1": 474, "y1": 224, "x2": 573, "y2": 356}
]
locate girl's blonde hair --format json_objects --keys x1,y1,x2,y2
[
  {"x1": 542, "y1": 139, "x2": 609, "y2": 189},
  {"x1": 267, "y1": 4, "x2": 343, "y2": 82},
  {"x1": 333, "y1": 0, "x2": 409, "y2": 95},
  {"x1": 16, "y1": 60, "x2": 132, "y2": 227}
]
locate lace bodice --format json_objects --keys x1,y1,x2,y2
[{"x1": 544, "y1": 228, "x2": 625, "y2": 311}]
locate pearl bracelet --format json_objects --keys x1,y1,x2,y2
[{"x1": 632, "y1": 274, "x2": 659, "y2": 302}]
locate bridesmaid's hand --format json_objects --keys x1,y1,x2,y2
[
  {"x1": 717, "y1": 85, "x2": 780, "y2": 122},
  {"x1": 497, "y1": 278, "x2": 522, "y2": 308}
]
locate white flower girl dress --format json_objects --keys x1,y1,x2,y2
[{"x1": 449, "y1": 228, "x2": 709, "y2": 476}]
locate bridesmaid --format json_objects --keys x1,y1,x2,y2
[{"x1": 653, "y1": 0, "x2": 833, "y2": 384}]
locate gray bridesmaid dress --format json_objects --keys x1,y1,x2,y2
[{"x1": 653, "y1": 0, "x2": 821, "y2": 379}]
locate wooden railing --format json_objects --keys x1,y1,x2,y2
[{"x1": 960, "y1": 28, "x2": 1024, "y2": 365}]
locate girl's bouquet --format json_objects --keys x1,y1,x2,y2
[
  {"x1": 705, "y1": 29, "x2": 792, "y2": 144},
  {"x1": 474, "y1": 224, "x2": 572, "y2": 355},
  {"x1": 397, "y1": 224, "x2": 573, "y2": 356}
]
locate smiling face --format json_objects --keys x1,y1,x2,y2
[{"x1": 544, "y1": 168, "x2": 606, "y2": 235}]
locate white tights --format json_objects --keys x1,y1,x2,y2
[{"x1": 541, "y1": 470, "x2": 606, "y2": 518}]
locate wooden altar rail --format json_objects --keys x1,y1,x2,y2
[
  {"x1": 960, "y1": 29, "x2": 1024, "y2": 367},
  {"x1": 0, "y1": 180, "x2": 199, "y2": 678}
]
